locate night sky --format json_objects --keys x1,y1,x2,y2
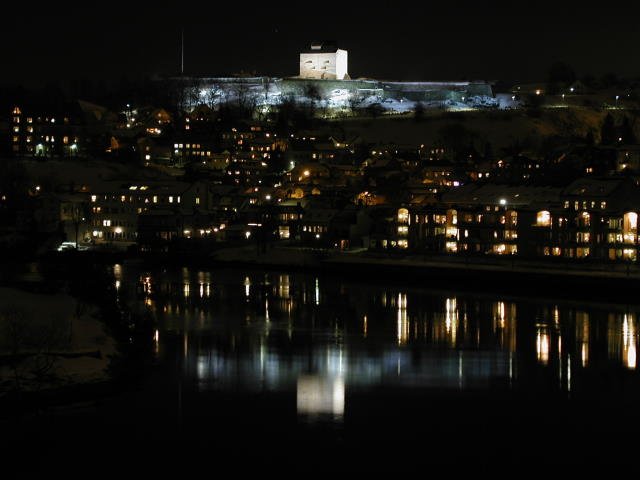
[{"x1": 2, "y1": 1, "x2": 639, "y2": 87}]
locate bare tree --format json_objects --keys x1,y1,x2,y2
[
  {"x1": 204, "y1": 81, "x2": 224, "y2": 110},
  {"x1": 0, "y1": 306, "x2": 68, "y2": 391},
  {"x1": 233, "y1": 83, "x2": 257, "y2": 118},
  {"x1": 262, "y1": 77, "x2": 272, "y2": 103},
  {"x1": 348, "y1": 93, "x2": 365, "y2": 115}
]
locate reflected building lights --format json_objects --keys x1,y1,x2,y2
[
  {"x1": 623, "y1": 314, "x2": 637, "y2": 370},
  {"x1": 495, "y1": 301, "x2": 505, "y2": 329},
  {"x1": 397, "y1": 293, "x2": 408, "y2": 345},
  {"x1": 114, "y1": 264, "x2": 122, "y2": 292},
  {"x1": 116, "y1": 267, "x2": 640, "y2": 400},
  {"x1": 445, "y1": 297, "x2": 458, "y2": 346},
  {"x1": 296, "y1": 375, "x2": 345, "y2": 418},
  {"x1": 154, "y1": 329, "x2": 159, "y2": 355},
  {"x1": 509, "y1": 352, "x2": 514, "y2": 381},
  {"x1": 576, "y1": 311, "x2": 589, "y2": 368},
  {"x1": 493, "y1": 301, "x2": 516, "y2": 352},
  {"x1": 536, "y1": 326, "x2": 550, "y2": 365},
  {"x1": 278, "y1": 275, "x2": 290, "y2": 298},
  {"x1": 558, "y1": 336, "x2": 562, "y2": 356}
]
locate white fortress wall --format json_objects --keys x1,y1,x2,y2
[
  {"x1": 335, "y1": 49, "x2": 348, "y2": 80},
  {"x1": 300, "y1": 52, "x2": 339, "y2": 79}
]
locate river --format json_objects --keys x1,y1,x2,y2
[{"x1": 5, "y1": 262, "x2": 640, "y2": 471}]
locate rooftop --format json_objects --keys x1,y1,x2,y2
[{"x1": 302, "y1": 41, "x2": 340, "y2": 54}]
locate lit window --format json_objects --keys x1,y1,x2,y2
[
  {"x1": 536, "y1": 211, "x2": 551, "y2": 227},
  {"x1": 397, "y1": 208, "x2": 409, "y2": 224}
]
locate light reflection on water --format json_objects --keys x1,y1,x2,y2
[{"x1": 119, "y1": 266, "x2": 640, "y2": 419}]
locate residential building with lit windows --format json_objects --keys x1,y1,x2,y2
[
  {"x1": 538, "y1": 177, "x2": 640, "y2": 261},
  {"x1": 400, "y1": 184, "x2": 562, "y2": 255},
  {"x1": 383, "y1": 178, "x2": 640, "y2": 264},
  {"x1": 9, "y1": 101, "x2": 114, "y2": 158},
  {"x1": 86, "y1": 180, "x2": 211, "y2": 246}
]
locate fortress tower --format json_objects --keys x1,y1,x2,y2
[{"x1": 299, "y1": 42, "x2": 349, "y2": 80}]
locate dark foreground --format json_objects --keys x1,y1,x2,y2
[
  {"x1": 3, "y1": 377, "x2": 638, "y2": 473},
  {"x1": 3, "y1": 263, "x2": 640, "y2": 473}
]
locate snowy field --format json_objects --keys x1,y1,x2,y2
[{"x1": 0, "y1": 287, "x2": 115, "y2": 391}]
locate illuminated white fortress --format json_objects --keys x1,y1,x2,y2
[
  {"x1": 299, "y1": 42, "x2": 349, "y2": 80},
  {"x1": 177, "y1": 41, "x2": 497, "y2": 111}
]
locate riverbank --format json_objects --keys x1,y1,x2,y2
[
  {"x1": 203, "y1": 245, "x2": 640, "y2": 300},
  {"x1": 11, "y1": 244, "x2": 640, "y2": 301},
  {"x1": 0, "y1": 287, "x2": 116, "y2": 394}
]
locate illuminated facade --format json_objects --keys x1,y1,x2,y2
[
  {"x1": 86, "y1": 180, "x2": 211, "y2": 246},
  {"x1": 299, "y1": 42, "x2": 349, "y2": 80},
  {"x1": 9, "y1": 105, "x2": 91, "y2": 158},
  {"x1": 384, "y1": 178, "x2": 640, "y2": 263}
]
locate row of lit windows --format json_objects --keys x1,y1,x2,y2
[
  {"x1": 174, "y1": 143, "x2": 203, "y2": 149},
  {"x1": 96, "y1": 219, "x2": 134, "y2": 228},
  {"x1": 303, "y1": 225, "x2": 327, "y2": 233},
  {"x1": 91, "y1": 194, "x2": 182, "y2": 204},
  {"x1": 564, "y1": 200, "x2": 607, "y2": 210}
]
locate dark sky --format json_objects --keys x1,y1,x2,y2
[{"x1": 2, "y1": 1, "x2": 639, "y2": 87}]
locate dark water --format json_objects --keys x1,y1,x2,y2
[
  {"x1": 121, "y1": 265, "x2": 639, "y2": 396},
  {"x1": 114, "y1": 265, "x2": 640, "y2": 468},
  {"x1": 7, "y1": 263, "x2": 640, "y2": 471}
]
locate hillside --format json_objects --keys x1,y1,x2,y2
[{"x1": 333, "y1": 107, "x2": 622, "y2": 152}]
